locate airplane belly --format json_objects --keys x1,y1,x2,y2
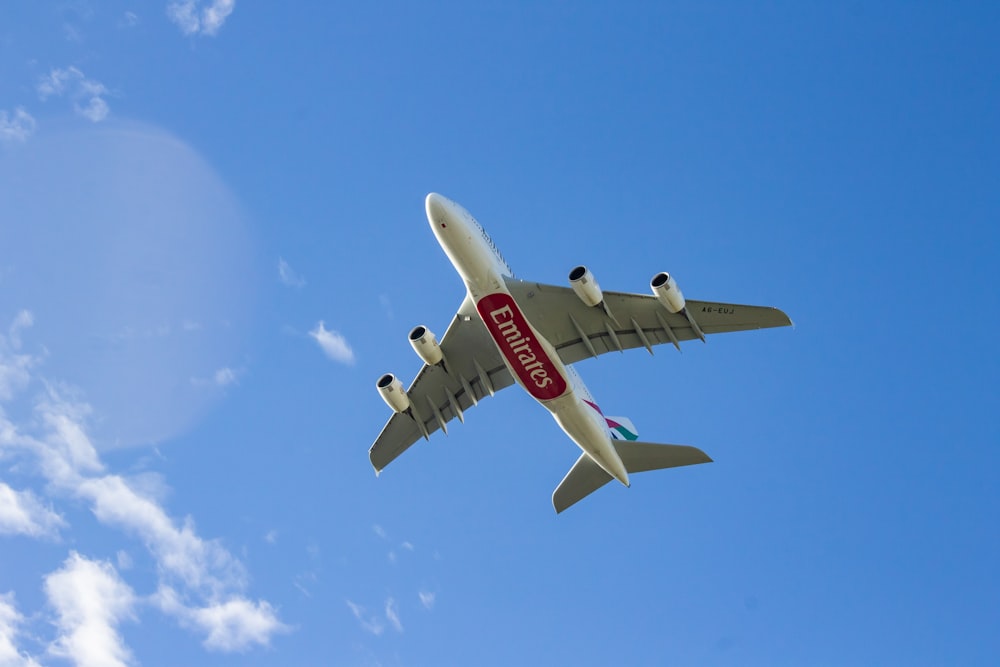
[
  {"x1": 549, "y1": 395, "x2": 630, "y2": 486},
  {"x1": 476, "y1": 291, "x2": 569, "y2": 402}
]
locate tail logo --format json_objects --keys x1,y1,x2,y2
[{"x1": 583, "y1": 400, "x2": 639, "y2": 441}]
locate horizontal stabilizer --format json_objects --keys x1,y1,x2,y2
[
  {"x1": 552, "y1": 441, "x2": 712, "y2": 513},
  {"x1": 613, "y1": 441, "x2": 712, "y2": 474},
  {"x1": 553, "y1": 453, "x2": 613, "y2": 514}
]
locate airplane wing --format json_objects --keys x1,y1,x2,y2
[
  {"x1": 369, "y1": 295, "x2": 514, "y2": 473},
  {"x1": 504, "y1": 277, "x2": 792, "y2": 365}
]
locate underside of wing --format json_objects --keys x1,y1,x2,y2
[
  {"x1": 369, "y1": 296, "x2": 514, "y2": 473},
  {"x1": 504, "y1": 277, "x2": 791, "y2": 365}
]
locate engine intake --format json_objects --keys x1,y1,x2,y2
[
  {"x1": 651, "y1": 272, "x2": 686, "y2": 313},
  {"x1": 408, "y1": 325, "x2": 443, "y2": 366},
  {"x1": 569, "y1": 265, "x2": 604, "y2": 307},
  {"x1": 376, "y1": 373, "x2": 410, "y2": 413}
]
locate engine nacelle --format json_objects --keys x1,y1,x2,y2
[
  {"x1": 651, "y1": 272, "x2": 686, "y2": 313},
  {"x1": 568, "y1": 265, "x2": 604, "y2": 307},
  {"x1": 408, "y1": 325, "x2": 443, "y2": 366},
  {"x1": 376, "y1": 373, "x2": 410, "y2": 413}
]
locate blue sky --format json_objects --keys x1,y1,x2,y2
[{"x1": 1, "y1": 2, "x2": 998, "y2": 665}]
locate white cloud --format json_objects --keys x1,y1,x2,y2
[
  {"x1": 277, "y1": 258, "x2": 306, "y2": 288},
  {"x1": 384, "y1": 598, "x2": 402, "y2": 633},
  {"x1": 292, "y1": 571, "x2": 316, "y2": 598},
  {"x1": 167, "y1": 0, "x2": 235, "y2": 36},
  {"x1": 0, "y1": 320, "x2": 288, "y2": 656},
  {"x1": 0, "y1": 312, "x2": 37, "y2": 400},
  {"x1": 263, "y1": 530, "x2": 277, "y2": 544},
  {"x1": 345, "y1": 600, "x2": 383, "y2": 636},
  {"x1": 0, "y1": 355, "x2": 34, "y2": 400},
  {"x1": 31, "y1": 388, "x2": 105, "y2": 479},
  {"x1": 378, "y1": 294, "x2": 394, "y2": 320},
  {"x1": 372, "y1": 524, "x2": 387, "y2": 540},
  {"x1": 75, "y1": 97, "x2": 109, "y2": 124},
  {"x1": 213, "y1": 367, "x2": 238, "y2": 387},
  {"x1": 157, "y1": 587, "x2": 288, "y2": 652},
  {"x1": 36, "y1": 69, "x2": 70, "y2": 99},
  {"x1": 0, "y1": 108, "x2": 36, "y2": 144},
  {"x1": 76, "y1": 473, "x2": 246, "y2": 596},
  {"x1": 309, "y1": 322, "x2": 355, "y2": 365},
  {"x1": 116, "y1": 551, "x2": 133, "y2": 571},
  {"x1": 190, "y1": 366, "x2": 241, "y2": 388},
  {"x1": 0, "y1": 482, "x2": 66, "y2": 538},
  {"x1": 0, "y1": 312, "x2": 36, "y2": 400},
  {"x1": 166, "y1": 1, "x2": 199, "y2": 33},
  {"x1": 201, "y1": 0, "x2": 235, "y2": 34},
  {"x1": 0, "y1": 593, "x2": 42, "y2": 667},
  {"x1": 45, "y1": 552, "x2": 136, "y2": 667},
  {"x1": 7, "y1": 311, "x2": 33, "y2": 350},
  {"x1": 418, "y1": 591, "x2": 435, "y2": 611},
  {"x1": 36, "y1": 67, "x2": 110, "y2": 122}
]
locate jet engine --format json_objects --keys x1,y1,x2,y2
[
  {"x1": 569, "y1": 265, "x2": 604, "y2": 307},
  {"x1": 376, "y1": 373, "x2": 410, "y2": 413},
  {"x1": 651, "y1": 272, "x2": 685, "y2": 313},
  {"x1": 408, "y1": 325, "x2": 443, "y2": 366}
]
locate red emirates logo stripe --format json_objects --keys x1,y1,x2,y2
[{"x1": 477, "y1": 293, "x2": 567, "y2": 401}]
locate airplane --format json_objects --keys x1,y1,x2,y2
[{"x1": 370, "y1": 193, "x2": 791, "y2": 512}]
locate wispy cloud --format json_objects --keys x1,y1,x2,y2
[
  {"x1": 213, "y1": 367, "x2": 238, "y2": 387},
  {"x1": 157, "y1": 587, "x2": 287, "y2": 652},
  {"x1": 77, "y1": 473, "x2": 246, "y2": 595},
  {"x1": 0, "y1": 593, "x2": 42, "y2": 667},
  {"x1": 309, "y1": 322, "x2": 355, "y2": 365},
  {"x1": 0, "y1": 312, "x2": 288, "y2": 656},
  {"x1": 378, "y1": 294, "x2": 394, "y2": 320},
  {"x1": 7, "y1": 311, "x2": 33, "y2": 350},
  {"x1": 385, "y1": 598, "x2": 402, "y2": 633},
  {"x1": 0, "y1": 483, "x2": 66, "y2": 538},
  {"x1": 36, "y1": 67, "x2": 110, "y2": 122},
  {"x1": 418, "y1": 591, "x2": 435, "y2": 611},
  {"x1": 190, "y1": 366, "x2": 241, "y2": 388},
  {"x1": 116, "y1": 551, "x2": 133, "y2": 571},
  {"x1": 45, "y1": 552, "x2": 136, "y2": 667},
  {"x1": 345, "y1": 600, "x2": 383, "y2": 636},
  {"x1": 277, "y1": 258, "x2": 306, "y2": 288},
  {"x1": 0, "y1": 108, "x2": 36, "y2": 144},
  {"x1": 0, "y1": 312, "x2": 36, "y2": 401},
  {"x1": 167, "y1": 0, "x2": 235, "y2": 36}
]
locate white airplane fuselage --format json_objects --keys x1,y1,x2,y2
[{"x1": 425, "y1": 193, "x2": 630, "y2": 487}]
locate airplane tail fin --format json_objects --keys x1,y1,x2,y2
[
  {"x1": 552, "y1": 441, "x2": 712, "y2": 513},
  {"x1": 604, "y1": 415, "x2": 638, "y2": 441}
]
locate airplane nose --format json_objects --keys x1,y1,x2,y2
[{"x1": 425, "y1": 193, "x2": 450, "y2": 226}]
